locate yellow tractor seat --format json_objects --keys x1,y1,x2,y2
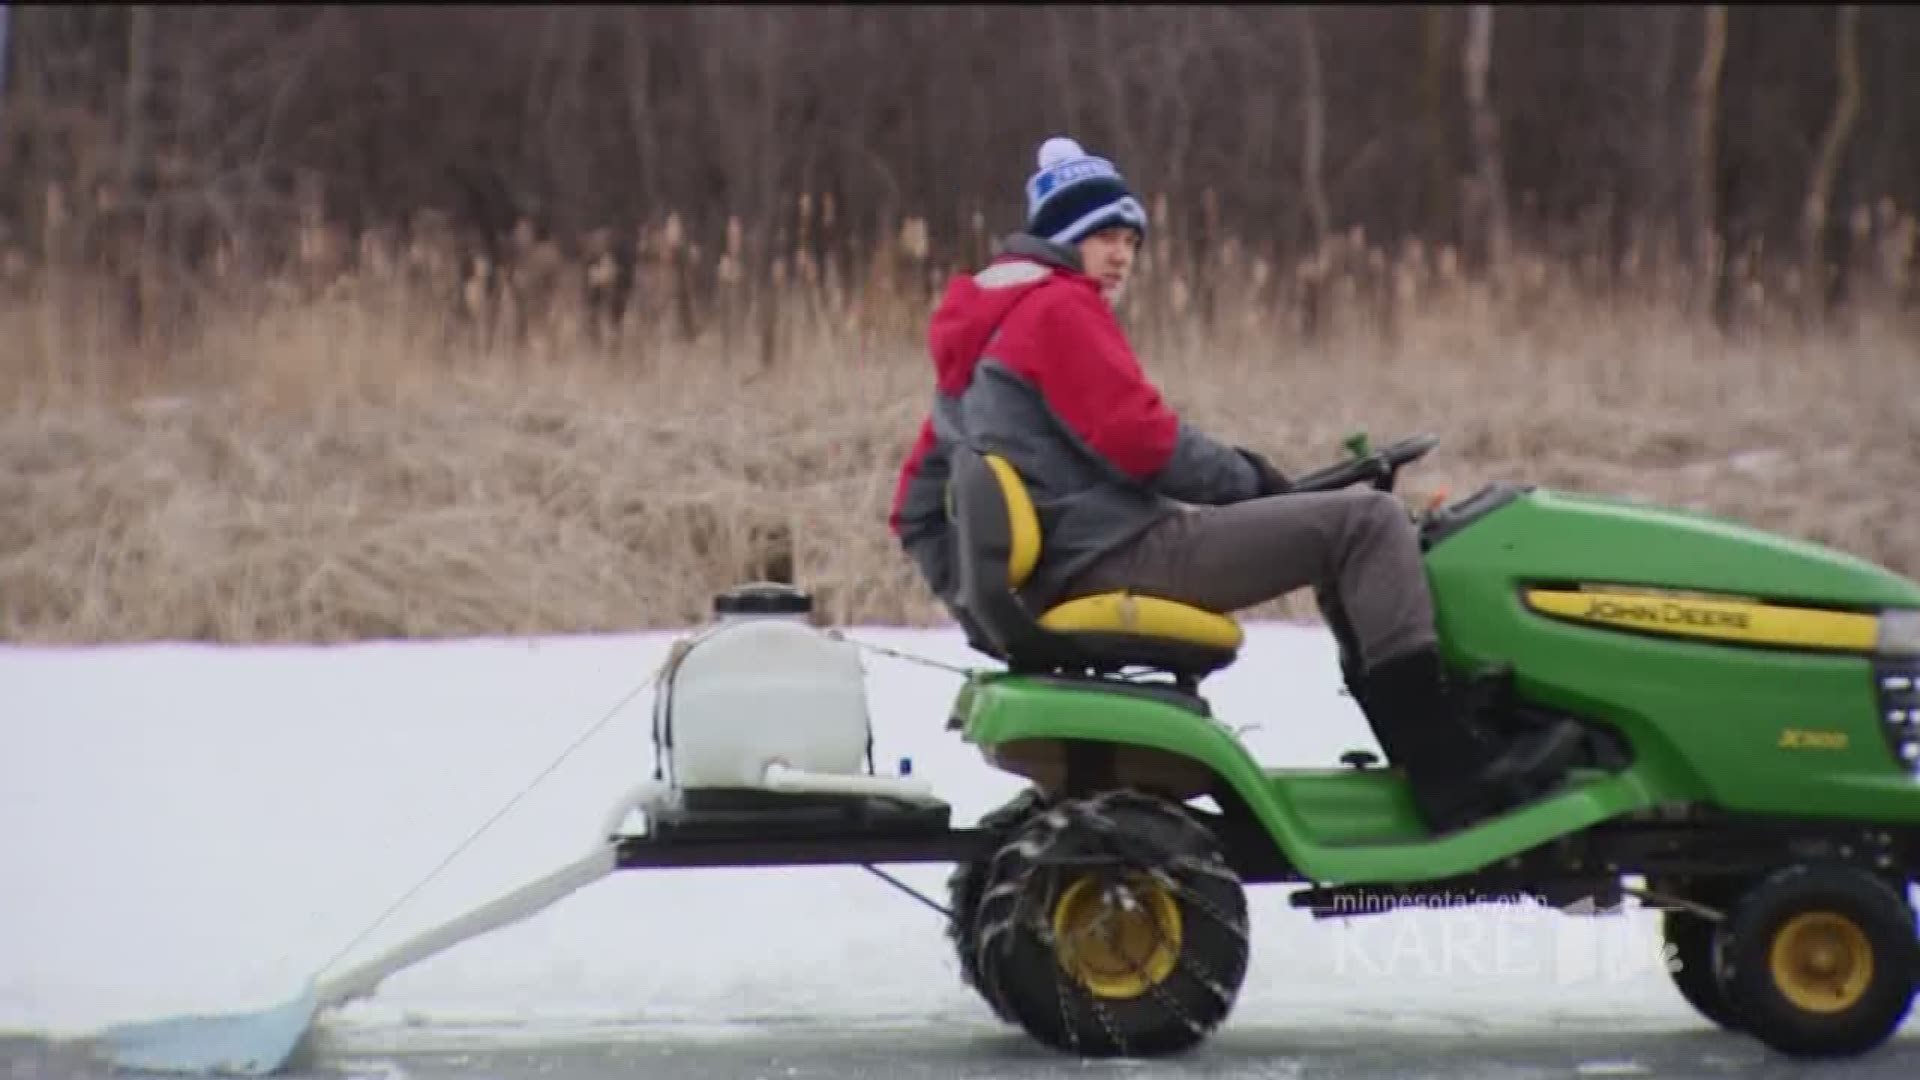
[
  {"x1": 948, "y1": 448, "x2": 1244, "y2": 684},
  {"x1": 1039, "y1": 592, "x2": 1245, "y2": 652}
]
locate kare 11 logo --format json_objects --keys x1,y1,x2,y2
[{"x1": 1322, "y1": 893, "x2": 1682, "y2": 987}]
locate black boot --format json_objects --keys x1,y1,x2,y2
[{"x1": 1355, "y1": 648, "x2": 1583, "y2": 834}]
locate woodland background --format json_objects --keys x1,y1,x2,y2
[{"x1": 1, "y1": 5, "x2": 1914, "y2": 642}]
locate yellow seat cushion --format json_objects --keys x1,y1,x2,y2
[{"x1": 1038, "y1": 592, "x2": 1245, "y2": 651}]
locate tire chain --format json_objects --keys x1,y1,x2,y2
[
  {"x1": 971, "y1": 788, "x2": 1248, "y2": 1055},
  {"x1": 1174, "y1": 942, "x2": 1243, "y2": 1008},
  {"x1": 944, "y1": 788, "x2": 1052, "y2": 1014}
]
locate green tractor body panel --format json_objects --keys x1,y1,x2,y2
[
  {"x1": 955, "y1": 486, "x2": 1920, "y2": 885},
  {"x1": 1425, "y1": 489, "x2": 1920, "y2": 823},
  {"x1": 1459, "y1": 489, "x2": 1920, "y2": 608},
  {"x1": 956, "y1": 673, "x2": 1654, "y2": 883}
]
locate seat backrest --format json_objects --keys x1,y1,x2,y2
[{"x1": 949, "y1": 448, "x2": 1054, "y2": 663}]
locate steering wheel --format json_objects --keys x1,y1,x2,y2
[{"x1": 1289, "y1": 433, "x2": 1440, "y2": 494}]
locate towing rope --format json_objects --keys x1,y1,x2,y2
[
  {"x1": 824, "y1": 628, "x2": 978, "y2": 677},
  {"x1": 310, "y1": 627, "x2": 721, "y2": 982},
  {"x1": 309, "y1": 623, "x2": 970, "y2": 984}
]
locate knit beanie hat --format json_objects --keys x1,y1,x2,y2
[{"x1": 1024, "y1": 137, "x2": 1148, "y2": 247}]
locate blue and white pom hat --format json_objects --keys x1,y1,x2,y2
[{"x1": 1024, "y1": 136, "x2": 1149, "y2": 247}]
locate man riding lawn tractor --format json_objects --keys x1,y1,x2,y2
[
  {"x1": 91, "y1": 145, "x2": 1920, "y2": 1070},
  {"x1": 887, "y1": 136, "x2": 1582, "y2": 834}
]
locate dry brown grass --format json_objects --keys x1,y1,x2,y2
[{"x1": 2, "y1": 218, "x2": 1916, "y2": 644}]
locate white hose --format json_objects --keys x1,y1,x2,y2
[
  {"x1": 761, "y1": 762, "x2": 941, "y2": 804},
  {"x1": 599, "y1": 780, "x2": 673, "y2": 838}
]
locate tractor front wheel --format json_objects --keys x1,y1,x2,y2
[{"x1": 1716, "y1": 861, "x2": 1917, "y2": 1058}]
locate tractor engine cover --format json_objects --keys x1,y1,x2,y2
[{"x1": 657, "y1": 583, "x2": 872, "y2": 791}]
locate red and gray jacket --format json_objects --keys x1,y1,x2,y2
[{"x1": 888, "y1": 233, "x2": 1267, "y2": 613}]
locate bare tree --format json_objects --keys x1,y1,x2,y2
[
  {"x1": 1463, "y1": 5, "x2": 1512, "y2": 280},
  {"x1": 1689, "y1": 12, "x2": 1735, "y2": 267},
  {"x1": 120, "y1": 6, "x2": 154, "y2": 191},
  {"x1": 1691, "y1": 4, "x2": 1729, "y2": 321},
  {"x1": 1630, "y1": 8, "x2": 1682, "y2": 268},
  {"x1": 0, "y1": 5, "x2": 13, "y2": 109},
  {"x1": 1801, "y1": 4, "x2": 1862, "y2": 322},
  {"x1": 1418, "y1": 7, "x2": 1455, "y2": 242},
  {"x1": 5, "y1": 4, "x2": 1920, "y2": 329},
  {"x1": 1295, "y1": 7, "x2": 1332, "y2": 250}
]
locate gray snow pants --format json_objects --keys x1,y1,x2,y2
[{"x1": 1057, "y1": 488, "x2": 1436, "y2": 672}]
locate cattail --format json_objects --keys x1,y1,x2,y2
[
  {"x1": 1522, "y1": 255, "x2": 1548, "y2": 292},
  {"x1": 588, "y1": 252, "x2": 617, "y2": 290},
  {"x1": 1886, "y1": 214, "x2": 1915, "y2": 288},
  {"x1": 464, "y1": 256, "x2": 491, "y2": 319},
  {"x1": 42, "y1": 182, "x2": 69, "y2": 250},
  {"x1": 899, "y1": 217, "x2": 929, "y2": 262},
  {"x1": 1394, "y1": 261, "x2": 1419, "y2": 308}
]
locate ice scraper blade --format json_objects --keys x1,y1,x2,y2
[
  {"x1": 94, "y1": 982, "x2": 319, "y2": 1076},
  {"x1": 87, "y1": 842, "x2": 621, "y2": 1075}
]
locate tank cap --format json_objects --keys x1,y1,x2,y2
[{"x1": 713, "y1": 581, "x2": 814, "y2": 616}]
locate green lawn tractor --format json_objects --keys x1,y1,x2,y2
[
  {"x1": 96, "y1": 433, "x2": 1920, "y2": 1077},
  {"x1": 936, "y1": 432, "x2": 1920, "y2": 1061}
]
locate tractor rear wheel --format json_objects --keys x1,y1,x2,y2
[{"x1": 968, "y1": 788, "x2": 1249, "y2": 1057}]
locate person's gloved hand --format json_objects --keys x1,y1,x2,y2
[{"x1": 1236, "y1": 447, "x2": 1293, "y2": 498}]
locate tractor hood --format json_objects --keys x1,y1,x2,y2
[{"x1": 1428, "y1": 486, "x2": 1920, "y2": 611}]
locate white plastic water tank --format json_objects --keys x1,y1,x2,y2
[{"x1": 661, "y1": 583, "x2": 873, "y2": 790}]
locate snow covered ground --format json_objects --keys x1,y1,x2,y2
[{"x1": 3, "y1": 620, "x2": 1915, "y2": 1071}]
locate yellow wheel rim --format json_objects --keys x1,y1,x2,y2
[
  {"x1": 1768, "y1": 911, "x2": 1875, "y2": 1014},
  {"x1": 1051, "y1": 872, "x2": 1183, "y2": 999}
]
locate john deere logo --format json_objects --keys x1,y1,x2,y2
[
  {"x1": 1523, "y1": 588, "x2": 1880, "y2": 653},
  {"x1": 1581, "y1": 597, "x2": 1752, "y2": 631}
]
